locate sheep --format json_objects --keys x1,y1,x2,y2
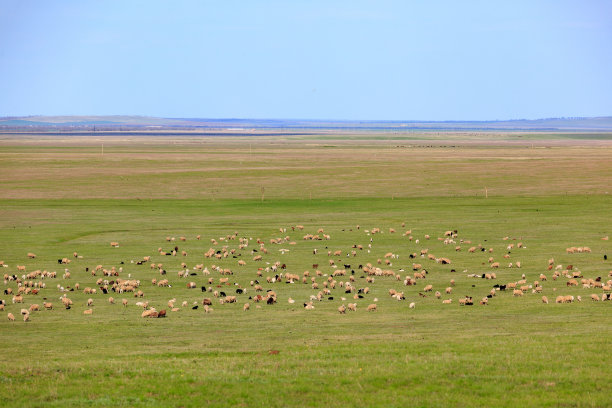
[
  {"x1": 83, "y1": 309, "x2": 93, "y2": 315},
  {"x1": 22, "y1": 312, "x2": 29, "y2": 322},
  {"x1": 435, "y1": 291, "x2": 441, "y2": 299},
  {"x1": 7, "y1": 312, "x2": 14, "y2": 321},
  {"x1": 87, "y1": 298, "x2": 94, "y2": 307},
  {"x1": 243, "y1": 303, "x2": 250, "y2": 311},
  {"x1": 409, "y1": 302, "x2": 416, "y2": 309},
  {"x1": 513, "y1": 289, "x2": 523, "y2": 297},
  {"x1": 338, "y1": 304, "x2": 346, "y2": 314},
  {"x1": 445, "y1": 287, "x2": 452, "y2": 294},
  {"x1": 367, "y1": 303, "x2": 377, "y2": 312},
  {"x1": 347, "y1": 303, "x2": 357, "y2": 312},
  {"x1": 43, "y1": 302, "x2": 53, "y2": 310},
  {"x1": 591, "y1": 294, "x2": 600, "y2": 301},
  {"x1": 542, "y1": 296, "x2": 549, "y2": 304},
  {"x1": 442, "y1": 299, "x2": 452, "y2": 304},
  {"x1": 29, "y1": 304, "x2": 39, "y2": 312},
  {"x1": 423, "y1": 284, "x2": 433, "y2": 292}
]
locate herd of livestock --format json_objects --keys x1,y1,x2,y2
[{"x1": 2, "y1": 224, "x2": 610, "y2": 322}]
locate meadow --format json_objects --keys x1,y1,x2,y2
[{"x1": 0, "y1": 133, "x2": 611, "y2": 407}]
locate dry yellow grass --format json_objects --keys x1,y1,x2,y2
[{"x1": 0, "y1": 134, "x2": 610, "y2": 200}]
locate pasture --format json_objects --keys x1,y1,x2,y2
[{"x1": 0, "y1": 133, "x2": 611, "y2": 407}]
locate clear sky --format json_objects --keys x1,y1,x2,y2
[{"x1": 0, "y1": 0, "x2": 611, "y2": 120}]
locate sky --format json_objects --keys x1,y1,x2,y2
[{"x1": 0, "y1": 0, "x2": 611, "y2": 120}]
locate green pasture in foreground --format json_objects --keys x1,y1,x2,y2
[{"x1": 0, "y1": 196, "x2": 611, "y2": 407}]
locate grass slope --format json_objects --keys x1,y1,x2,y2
[{"x1": 0, "y1": 196, "x2": 610, "y2": 407}]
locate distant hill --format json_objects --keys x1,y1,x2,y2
[{"x1": 1, "y1": 115, "x2": 612, "y2": 131}]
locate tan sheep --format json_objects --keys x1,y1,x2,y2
[
  {"x1": 442, "y1": 299, "x2": 452, "y2": 304},
  {"x1": 338, "y1": 304, "x2": 346, "y2": 314},
  {"x1": 83, "y1": 309, "x2": 93, "y2": 315},
  {"x1": 367, "y1": 304, "x2": 377, "y2": 312},
  {"x1": 243, "y1": 303, "x2": 250, "y2": 311},
  {"x1": 7, "y1": 312, "x2": 15, "y2": 321}
]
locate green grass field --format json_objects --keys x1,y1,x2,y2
[{"x1": 0, "y1": 134, "x2": 611, "y2": 407}]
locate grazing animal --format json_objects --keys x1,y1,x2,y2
[
  {"x1": 7, "y1": 312, "x2": 15, "y2": 321},
  {"x1": 367, "y1": 303, "x2": 377, "y2": 312}
]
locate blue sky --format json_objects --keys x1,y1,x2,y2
[{"x1": 0, "y1": 0, "x2": 610, "y2": 120}]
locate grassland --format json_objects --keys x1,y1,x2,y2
[{"x1": 0, "y1": 133, "x2": 610, "y2": 407}]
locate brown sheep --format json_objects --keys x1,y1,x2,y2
[
  {"x1": 347, "y1": 303, "x2": 357, "y2": 312},
  {"x1": 367, "y1": 304, "x2": 377, "y2": 312},
  {"x1": 338, "y1": 304, "x2": 346, "y2": 314},
  {"x1": 7, "y1": 312, "x2": 15, "y2": 321},
  {"x1": 29, "y1": 304, "x2": 39, "y2": 312},
  {"x1": 43, "y1": 302, "x2": 53, "y2": 310},
  {"x1": 442, "y1": 299, "x2": 452, "y2": 304},
  {"x1": 243, "y1": 303, "x2": 250, "y2": 311},
  {"x1": 423, "y1": 284, "x2": 433, "y2": 292},
  {"x1": 83, "y1": 309, "x2": 93, "y2": 315},
  {"x1": 542, "y1": 296, "x2": 549, "y2": 304},
  {"x1": 591, "y1": 294, "x2": 600, "y2": 301}
]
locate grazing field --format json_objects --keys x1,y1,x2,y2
[{"x1": 0, "y1": 133, "x2": 611, "y2": 407}]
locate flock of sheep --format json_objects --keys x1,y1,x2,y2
[{"x1": 1, "y1": 225, "x2": 609, "y2": 323}]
